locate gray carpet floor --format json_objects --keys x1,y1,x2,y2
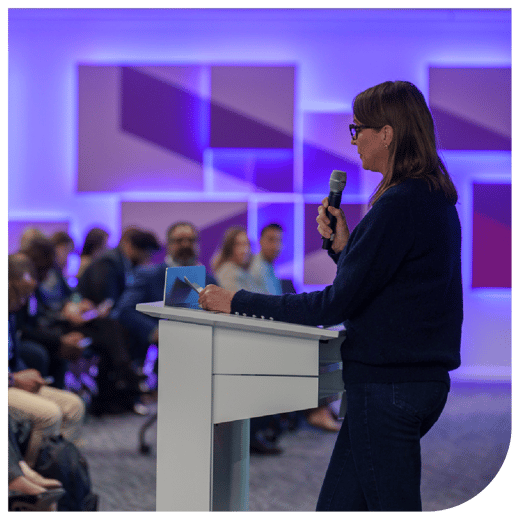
[{"x1": 80, "y1": 380, "x2": 511, "y2": 512}]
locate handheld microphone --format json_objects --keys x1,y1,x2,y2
[{"x1": 322, "y1": 170, "x2": 347, "y2": 250}]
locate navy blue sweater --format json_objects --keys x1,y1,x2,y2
[{"x1": 232, "y1": 178, "x2": 463, "y2": 386}]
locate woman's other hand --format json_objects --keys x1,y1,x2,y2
[
  {"x1": 198, "y1": 285, "x2": 235, "y2": 314},
  {"x1": 317, "y1": 197, "x2": 350, "y2": 253}
]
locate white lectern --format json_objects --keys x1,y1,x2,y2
[{"x1": 136, "y1": 301, "x2": 344, "y2": 511}]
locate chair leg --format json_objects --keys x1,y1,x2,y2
[{"x1": 139, "y1": 413, "x2": 158, "y2": 454}]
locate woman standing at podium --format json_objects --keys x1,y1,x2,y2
[{"x1": 198, "y1": 80, "x2": 463, "y2": 511}]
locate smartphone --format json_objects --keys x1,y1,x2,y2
[
  {"x1": 78, "y1": 337, "x2": 93, "y2": 348},
  {"x1": 183, "y1": 276, "x2": 203, "y2": 294},
  {"x1": 81, "y1": 309, "x2": 99, "y2": 321},
  {"x1": 97, "y1": 298, "x2": 114, "y2": 314}
]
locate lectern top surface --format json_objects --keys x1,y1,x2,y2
[{"x1": 136, "y1": 301, "x2": 340, "y2": 340}]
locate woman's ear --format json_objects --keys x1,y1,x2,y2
[{"x1": 382, "y1": 125, "x2": 394, "y2": 148}]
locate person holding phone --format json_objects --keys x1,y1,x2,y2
[
  {"x1": 198, "y1": 81, "x2": 463, "y2": 511},
  {"x1": 15, "y1": 236, "x2": 145, "y2": 415},
  {"x1": 9, "y1": 254, "x2": 85, "y2": 468}
]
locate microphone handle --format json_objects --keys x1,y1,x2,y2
[{"x1": 322, "y1": 191, "x2": 343, "y2": 250}]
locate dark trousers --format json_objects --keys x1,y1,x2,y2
[{"x1": 316, "y1": 381, "x2": 449, "y2": 511}]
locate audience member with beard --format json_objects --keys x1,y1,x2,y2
[{"x1": 115, "y1": 222, "x2": 217, "y2": 364}]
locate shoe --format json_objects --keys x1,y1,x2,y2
[
  {"x1": 133, "y1": 399, "x2": 149, "y2": 416},
  {"x1": 306, "y1": 406, "x2": 341, "y2": 432},
  {"x1": 250, "y1": 431, "x2": 283, "y2": 455},
  {"x1": 9, "y1": 488, "x2": 66, "y2": 511}
]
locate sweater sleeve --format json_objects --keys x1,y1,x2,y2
[{"x1": 231, "y1": 192, "x2": 415, "y2": 327}]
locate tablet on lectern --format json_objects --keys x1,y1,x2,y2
[{"x1": 164, "y1": 266, "x2": 206, "y2": 309}]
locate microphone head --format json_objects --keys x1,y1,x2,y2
[{"x1": 329, "y1": 170, "x2": 347, "y2": 192}]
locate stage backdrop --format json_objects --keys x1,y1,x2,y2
[{"x1": 8, "y1": 9, "x2": 511, "y2": 381}]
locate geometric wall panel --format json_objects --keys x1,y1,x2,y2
[
  {"x1": 120, "y1": 201, "x2": 248, "y2": 275},
  {"x1": 472, "y1": 183, "x2": 511, "y2": 288},
  {"x1": 429, "y1": 67, "x2": 511, "y2": 151},
  {"x1": 78, "y1": 65, "x2": 206, "y2": 192},
  {"x1": 303, "y1": 202, "x2": 366, "y2": 285},
  {"x1": 303, "y1": 112, "x2": 361, "y2": 195},
  {"x1": 210, "y1": 65, "x2": 294, "y2": 149},
  {"x1": 121, "y1": 66, "x2": 207, "y2": 165}
]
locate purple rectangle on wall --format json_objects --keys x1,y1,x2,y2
[
  {"x1": 472, "y1": 183, "x2": 511, "y2": 288},
  {"x1": 121, "y1": 66, "x2": 207, "y2": 163},
  {"x1": 210, "y1": 65, "x2": 294, "y2": 149},
  {"x1": 78, "y1": 65, "x2": 205, "y2": 192},
  {"x1": 429, "y1": 67, "x2": 511, "y2": 151}
]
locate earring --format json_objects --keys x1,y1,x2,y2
[{"x1": 384, "y1": 144, "x2": 388, "y2": 149}]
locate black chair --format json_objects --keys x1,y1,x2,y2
[{"x1": 138, "y1": 356, "x2": 158, "y2": 454}]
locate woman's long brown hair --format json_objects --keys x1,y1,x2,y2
[
  {"x1": 212, "y1": 226, "x2": 250, "y2": 272},
  {"x1": 353, "y1": 81, "x2": 458, "y2": 206}
]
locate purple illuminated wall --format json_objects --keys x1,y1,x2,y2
[
  {"x1": 8, "y1": 8, "x2": 512, "y2": 382},
  {"x1": 210, "y1": 65, "x2": 294, "y2": 149},
  {"x1": 8, "y1": 221, "x2": 70, "y2": 253},
  {"x1": 429, "y1": 67, "x2": 511, "y2": 151},
  {"x1": 303, "y1": 113, "x2": 360, "y2": 196},
  {"x1": 472, "y1": 183, "x2": 511, "y2": 288},
  {"x1": 78, "y1": 65, "x2": 207, "y2": 192}
]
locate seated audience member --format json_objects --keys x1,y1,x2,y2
[
  {"x1": 116, "y1": 222, "x2": 218, "y2": 363},
  {"x1": 212, "y1": 226, "x2": 262, "y2": 293},
  {"x1": 9, "y1": 416, "x2": 65, "y2": 511},
  {"x1": 13, "y1": 226, "x2": 51, "y2": 377},
  {"x1": 19, "y1": 227, "x2": 46, "y2": 251},
  {"x1": 76, "y1": 227, "x2": 161, "y2": 307},
  {"x1": 39, "y1": 231, "x2": 75, "y2": 308},
  {"x1": 8, "y1": 254, "x2": 85, "y2": 468},
  {"x1": 249, "y1": 223, "x2": 284, "y2": 296},
  {"x1": 77, "y1": 227, "x2": 109, "y2": 280},
  {"x1": 15, "y1": 236, "x2": 71, "y2": 387},
  {"x1": 15, "y1": 238, "x2": 144, "y2": 415},
  {"x1": 250, "y1": 223, "x2": 341, "y2": 433}
]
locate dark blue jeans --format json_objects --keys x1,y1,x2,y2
[{"x1": 316, "y1": 381, "x2": 449, "y2": 511}]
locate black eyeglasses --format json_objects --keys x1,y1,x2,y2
[{"x1": 349, "y1": 124, "x2": 381, "y2": 140}]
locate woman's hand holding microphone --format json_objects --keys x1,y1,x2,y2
[{"x1": 317, "y1": 197, "x2": 350, "y2": 254}]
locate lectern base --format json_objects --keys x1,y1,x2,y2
[{"x1": 212, "y1": 420, "x2": 250, "y2": 511}]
